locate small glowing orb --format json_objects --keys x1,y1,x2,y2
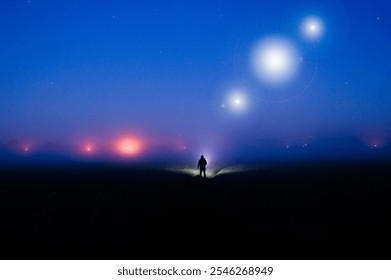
[
  {"x1": 251, "y1": 37, "x2": 301, "y2": 85},
  {"x1": 226, "y1": 91, "x2": 248, "y2": 113},
  {"x1": 116, "y1": 137, "x2": 143, "y2": 156},
  {"x1": 24, "y1": 146, "x2": 30, "y2": 152},
  {"x1": 301, "y1": 17, "x2": 324, "y2": 39}
]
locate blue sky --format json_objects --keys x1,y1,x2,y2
[{"x1": 0, "y1": 0, "x2": 390, "y2": 161}]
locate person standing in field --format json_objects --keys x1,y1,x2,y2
[{"x1": 197, "y1": 155, "x2": 207, "y2": 178}]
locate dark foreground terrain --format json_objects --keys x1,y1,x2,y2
[{"x1": 1, "y1": 160, "x2": 391, "y2": 259}]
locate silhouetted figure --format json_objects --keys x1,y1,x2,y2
[{"x1": 197, "y1": 155, "x2": 207, "y2": 178}]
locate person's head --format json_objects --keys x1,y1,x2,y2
[{"x1": 201, "y1": 155, "x2": 204, "y2": 158}]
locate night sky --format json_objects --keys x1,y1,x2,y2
[{"x1": 1, "y1": 0, "x2": 390, "y2": 163}]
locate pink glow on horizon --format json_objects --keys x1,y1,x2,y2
[
  {"x1": 360, "y1": 128, "x2": 387, "y2": 149},
  {"x1": 367, "y1": 139, "x2": 386, "y2": 149},
  {"x1": 362, "y1": 136, "x2": 387, "y2": 149},
  {"x1": 75, "y1": 138, "x2": 98, "y2": 155},
  {"x1": 115, "y1": 136, "x2": 144, "y2": 157},
  {"x1": 84, "y1": 144, "x2": 94, "y2": 153}
]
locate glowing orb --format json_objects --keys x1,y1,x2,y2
[
  {"x1": 301, "y1": 17, "x2": 324, "y2": 39},
  {"x1": 226, "y1": 91, "x2": 248, "y2": 112},
  {"x1": 251, "y1": 37, "x2": 301, "y2": 85},
  {"x1": 116, "y1": 137, "x2": 143, "y2": 156}
]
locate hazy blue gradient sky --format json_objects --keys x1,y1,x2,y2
[{"x1": 1, "y1": 0, "x2": 390, "y2": 161}]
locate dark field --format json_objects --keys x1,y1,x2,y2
[{"x1": 1, "y1": 161, "x2": 391, "y2": 260}]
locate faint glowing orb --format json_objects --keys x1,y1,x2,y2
[
  {"x1": 362, "y1": 136, "x2": 386, "y2": 149},
  {"x1": 116, "y1": 137, "x2": 143, "y2": 156},
  {"x1": 227, "y1": 91, "x2": 248, "y2": 112},
  {"x1": 251, "y1": 37, "x2": 301, "y2": 85},
  {"x1": 301, "y1": 17, "x2": 324, "y2": 39}
]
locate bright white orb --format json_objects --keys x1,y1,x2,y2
[
  {"x1": 264, "y1": 49, "x2": 290, "y2": 73},
  {"x1": 301, "y1": 17, "x2": 324, "y2": 39},
  {"x1": 251, "y1": 37, "x2": 301, "y2": 86}
]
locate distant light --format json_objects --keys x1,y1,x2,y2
[
  {"x1": 21, "y1": 143, "x2": 32, "y2": 152},
  {"x1": 85, "y1": 145, "x2": 93, "y2": 153},
  {"x1": 226, "y1": 90, "x2": 248, "y2": 113},
  {"x1": 80, "y1": 142, "x2": 95, "y2": 155},
  {"x1": 178, "y1": 145, "x2": 188, "y2": 151},
  {"x1": 251, "y1": 37, "x2": 301, "y2": 85},
  {"x1": 362, "y1": 135, "x2": 386, "y2": 149},
  {"x1": 116, "y1": 137, "x2": 143, "y2": 156},
  {"x1": 301, "y1": 17, "x2": 324, "y2": 40}
]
